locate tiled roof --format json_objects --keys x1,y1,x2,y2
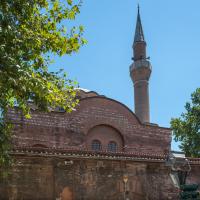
[
  {"x1": 11, "y1": 146, "x2": 167, "y2": 162},
  {"x1": 188, "y1": 157, "x2": 200, "y2": 165},
  {"x1": 11, "y1": 146, "x2": 200, "y2": 165}
]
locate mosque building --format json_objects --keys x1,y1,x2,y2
[{"x1": 1, "y1": 6, "x2": 200, "y2": 200}]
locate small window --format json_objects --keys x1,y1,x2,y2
[
  {"x1": 108, "y1": 141, "x2": 117, "y2": 152},
  {"x1": 91, "y1": 140, "x2": 102, "y2": 151}
]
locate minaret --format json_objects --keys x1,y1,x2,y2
[{"x1": 130, "y1": 6, "x2": 152, "y2": 123}]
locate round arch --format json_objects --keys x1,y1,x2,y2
[
  {"x1": 80, "y1": 96, "x2": 141, "y2": 125},
  {"x1": 86, "y1": 124, "x2": 124, "y2": 152}
]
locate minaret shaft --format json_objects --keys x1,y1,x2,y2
[
  {"x1": 130, "y1": 6, "x2": 152, "y2": 123},
  {"x1": 133, "y1": 74, "x2": 150, "y2": 123}
]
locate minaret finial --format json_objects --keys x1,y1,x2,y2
[
  {"x1": 137, "y1": 3, "x2": 140, "y2": 14},
  {"x1": 134, "y1": 5, "x2": 145, "y2": 43}
]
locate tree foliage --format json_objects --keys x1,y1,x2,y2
[
  {"x1": 0, "y1": 0, "x2": 86, "y2": 170},
  {"x1": 171, "y1": 88, "x2": 200, "y2": 157}
]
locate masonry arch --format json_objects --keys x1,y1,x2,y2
[{"x1": 86, "y1": 124, "x2": 124, "y2": 152}]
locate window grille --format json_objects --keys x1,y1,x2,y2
[
  {"x1": 91, "y1": 140, "x2": 102, "y2": 151},
  {"x1": 108, "y1": 141, "x2": 117, "y2": 152}
]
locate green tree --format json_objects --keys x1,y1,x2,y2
[
  {"x1": 0, "y1": 0, "x2": 86, "y2": 171},
  {"x1": 171, "y1": 88, "x2": 200, "y2": 157}
]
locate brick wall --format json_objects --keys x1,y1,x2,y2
[{"x1": 8, "y1": 96, "x2": 171, "y2": 154}]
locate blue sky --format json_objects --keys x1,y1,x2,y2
[{"x1": 50, "y1": 1, "x2": 200, "y2": 151}]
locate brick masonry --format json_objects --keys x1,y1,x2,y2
[
  {"x1": 0, "y1": 93, "x2": 199, "y2": 200},
  {"x1": 8, "y1": 96, "x2": 171, "y2": 154}
]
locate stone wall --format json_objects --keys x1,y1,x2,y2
[{"x1": 0, "y1": 155, "x2": 179, "y2": 200}]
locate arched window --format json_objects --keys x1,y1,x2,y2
[
  {"x1": 108, "y1": 141, "x2": 117, "y2": 152},
  {"x1": 91, "y1": 140, "x2": 102, "y2": 151}
]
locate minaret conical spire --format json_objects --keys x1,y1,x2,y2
[{"x1": 134, "y1": 4, "x2": 145, "y2": 43}]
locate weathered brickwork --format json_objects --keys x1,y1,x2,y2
[
  {"x1": 2, "y1": 93, "x2": 199, "y2": 200},
  {"x1": 8, "y1": 96, "x2": 171, "y2": 154},
  {"x1": 0, "y1": 155, "x2": 178, "y2": 200},
  {"x1": 2, "y1": 152, "x2": 199, "y2": 200}
]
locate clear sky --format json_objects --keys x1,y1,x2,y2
[{"x1": 50, "y1": 0, "x2": 200, "y2": 151}]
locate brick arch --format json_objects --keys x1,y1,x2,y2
[
  {"x1": 70, "y1": 96, "x2": 141, "y2": 139},
  {"x1": 80, "y1": 96, "x2": 141, "y2": 124},
  {"x1": 86, "y1": 124, "x2": 124, "y2": 152}
]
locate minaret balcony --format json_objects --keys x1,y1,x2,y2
[{"x1": 129, "y1": 59, "x2": 152, "y2": 73}]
